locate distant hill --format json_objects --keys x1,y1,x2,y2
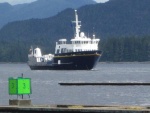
[
  {"x1": 0, "y1": 0, "x2": 150, "y2": 62},
  {"x1": 0, "y1": 0, "x2": 96, "y2": 28},
  {"x1": 1, "y1": 0, "x2": 150, "y2": 40}
]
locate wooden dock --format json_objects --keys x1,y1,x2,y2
[{"x1": 0, "y1": 105, "x2": 150, "y2": 113}]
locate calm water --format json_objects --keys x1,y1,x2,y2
[{"x1": 0, "y1": 62, "x2": 150, "y2": 106}]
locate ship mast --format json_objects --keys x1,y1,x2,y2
[{"x1": 73, "y1": 10, "x2": 81, "y2": 39}]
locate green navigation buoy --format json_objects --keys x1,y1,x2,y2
[
  {"x1": 8, "y1": 74, "x2": 32, "y2": 106},
  {"x1": 8, "y1": 76, "x2": 31, "y2": 95}
]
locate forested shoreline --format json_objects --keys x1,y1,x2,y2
[
  {"x1": 0, "y1": 36, "x2": 149, "y2": 62},
  {"x1": 100, "y1": 36, "x2": 150, "y2": 62}
]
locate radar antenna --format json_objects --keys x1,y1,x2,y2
[{"x1": 72, "y1": 10, "x2": 81, "y2": 39}]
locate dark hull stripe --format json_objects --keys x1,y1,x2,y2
[
  {"x1": 54, "y1": 54, "x2": 101, "y2": 58},
  {"x1": 29, "y1": 51, "x2": 102, "y2": 70}
]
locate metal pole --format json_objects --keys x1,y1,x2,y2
[{"x1": 21, "y1": 73, "x2": 23, "y2": 99}]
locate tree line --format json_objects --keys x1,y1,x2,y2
[
  {"x1": 100, "y1": 36, "x2": 150, "y2": 62},
  {"x1": 0, "y1": 36, "x2": 149, "y2": 62}
]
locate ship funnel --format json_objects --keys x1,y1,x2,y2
[{"x1": 34, "y1": 47, "x2": 42, "y2": 57}]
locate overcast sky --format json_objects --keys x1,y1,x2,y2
[{"x1": 0, "y1": 0, "x2": 109, "y2": 5}]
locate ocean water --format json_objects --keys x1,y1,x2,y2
[{"x1": 0, "y1": 62, "x2": 150, "y2": 106}]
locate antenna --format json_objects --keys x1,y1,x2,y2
[
  {"x1": 30, "y1": 46, "x2": 34, "y2": 55},
  {"x1": 93, "y1": 27, "x2": 95, "y2": 39},
  {"x1": 93, "y1": 27, "x2": 95, "y2": 34},
  {"x1": 72, "y1": 10, "x2": 81, "y2": 39}
]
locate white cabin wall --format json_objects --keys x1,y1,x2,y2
[{"x1": 55, "y1": 43, "x2": 99, "y2": 54}]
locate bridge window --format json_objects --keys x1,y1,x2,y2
[{"x1": 57, "y1": 49, "x2": 59, "y2": 53}]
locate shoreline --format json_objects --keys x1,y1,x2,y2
[{"x1": 0, "y1": 61, "x2": 150, "y2": 64}]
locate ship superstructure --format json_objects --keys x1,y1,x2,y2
[{"x1": 28, "y1": 10, "x2": 102, "y2": 70}]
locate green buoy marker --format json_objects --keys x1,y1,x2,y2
[
  {"x1": 8, "y1": 73, "x2": 32, "y2": 99},
  {"x1": 9, "y1": 78, "x2": 18, "y2": 95}
]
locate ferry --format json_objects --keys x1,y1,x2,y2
[{"x1": 28, "y1": 10, "x2": 102, "y2": 70}]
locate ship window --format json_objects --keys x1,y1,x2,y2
[
  {"x1": 60, "y1": 48, "x2": 66, "y2": 53},
  {"x1": 61, "y1": 48, "x2": 63, "y2": 53},
  {"x1": 77, "y1": 41, "x2": 79, "y2": 44},
  {"x1": 64, "y1": 48, "x2": 67, "y2": 53},
  {"x1": 57, "y1": 49, "x2": 59, "y2": 53},
  {"x1": 68, "y1": 49, "x2": 73, "y2": 52}
]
